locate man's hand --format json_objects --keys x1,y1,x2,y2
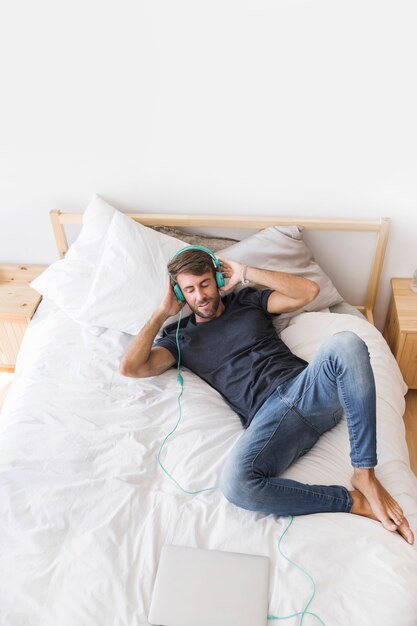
[
  {"x1": 218, "y1": 258, "x2": 244, "y2": 294},
  {"x1": 158, "y1": 275, "x2": 184, "y2": 317}
]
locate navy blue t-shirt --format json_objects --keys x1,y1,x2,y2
[{"x1": 154, "y1": 287, "x2": 308, "y2": 428}]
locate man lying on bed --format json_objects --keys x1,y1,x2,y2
[{"x1": 119, "y1": 248, "x2": 414, "y2": 545}]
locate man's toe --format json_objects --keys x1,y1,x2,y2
[
  {"x1": 382, "y1": 517, "x2": 397, "y2": 531},
  {"x1": 398, "y1": 518, "x2": 414, "y2": 544}
]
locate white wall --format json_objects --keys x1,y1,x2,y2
[{"x1": 1, "y1": 0, "x2": 416, "y2": 330}]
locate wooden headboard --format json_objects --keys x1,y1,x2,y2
[{"x1": 49, "y1": 210, "x2": 390, "y2": 325}]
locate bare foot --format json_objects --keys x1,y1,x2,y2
[
  {"x1": 351, "y1": 468, "x2": 404, "y2": 530},
  {"x1": 349, "y1": 469, "x2": 414, "y2": 545},
  {"x1": 349, "y1": 489, "x2": 414, "y2": 544}
]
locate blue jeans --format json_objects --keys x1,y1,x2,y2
[{"x1": 219, "y1": 331, "x2": 377, "y2": 516}]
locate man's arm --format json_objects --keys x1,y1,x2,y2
[
  {"x1": 119, "y1": 309, "x2": 176, "y2": 377},
  {"x1": 218, "y1": 258, "x2": 320, "y2": 314},
  {"x1": 119, "y1": 276, "x2": 180, "y2": 378}
]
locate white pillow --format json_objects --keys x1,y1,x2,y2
[
  {"x1": 64, "y1": 194, "x2": 116, "y2": 264},
  {"x1": 217, "y1": 225, "x2": 344, "y2": 334},
  {"x1": 30, "y1": 194, "x2": 117, "y2": 335},
  {"x1": 32, "y1": 199, "x2": 343, "y2": 338},
  {"x1": 75, "y1": 210, "x2": 188, "y2": 334}
]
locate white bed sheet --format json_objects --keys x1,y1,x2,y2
[{"x1": 1, "y1": 297, "x2": 417, "y2": 626}]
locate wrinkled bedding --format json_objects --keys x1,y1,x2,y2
[{"x1": 1, "y1": 297, "x2": 416, "y2": 626}]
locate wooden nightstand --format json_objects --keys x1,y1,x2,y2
[
  {"x1": 0, "y1": 264, "x2": 47, "y2": 373},
  {"x1": 383, "y1": 278, "x2": 417, "y2": 389}
]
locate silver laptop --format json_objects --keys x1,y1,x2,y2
[{"x1": 148, "y1": 544, "x2": 270, "y2": 626}]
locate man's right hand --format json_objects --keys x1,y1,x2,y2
[
  {"x1": 158, "y1": 275, "x2": 183, "y2": 318},
  {"x1": 120, "y1": 277, "x2": 180, "y2": 377}
]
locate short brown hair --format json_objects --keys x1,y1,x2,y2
[{"x1": 167, "y1": 249, "x2": 216, "y2": 283}]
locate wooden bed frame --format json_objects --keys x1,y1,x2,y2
[{"x1": 49, "y1": 210, "x2": 390, "y2": 326}]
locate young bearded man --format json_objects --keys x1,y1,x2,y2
[{"x1": 120, "y1": 248, "x2": 413, "y2": 545}]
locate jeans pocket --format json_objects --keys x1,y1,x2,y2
[
  {"x1": 293, "y1": 405, "x2": 339, "y2": 436},
  {"x1": 278, "y1": 378, "x2": 341, "y2": 436}
]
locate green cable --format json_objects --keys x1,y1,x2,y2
[
  {"x1": 268, "y1": 610, "x2": 324, "y2": 624},
  {"x1": 157, "y1": 309, "x2": 325, "y2": 624},
  {"x1": 157, "y1": 306, "x2": 216, "y2": 494},
  {"x1": 267, "y1": 515, "x2": 325, "y2": 625}
]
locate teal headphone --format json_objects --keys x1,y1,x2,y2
[{"x1": 169, "y1": 245, "x2": 225, "y2": 302}]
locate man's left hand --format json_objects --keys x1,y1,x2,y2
[{"x1": 218, "y1": 257, "x2": 244, "y2": 293}]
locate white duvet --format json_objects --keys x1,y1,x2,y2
[{"x1": 1, "y1": 298, "x2": 417, "y2": 626}]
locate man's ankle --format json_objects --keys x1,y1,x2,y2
[
  {"x1": 349, "y1": 490, "x2": 365, "y2": 514},
  {"x1": 353, "y1": 466, "x2": 375, "y2": 475}
]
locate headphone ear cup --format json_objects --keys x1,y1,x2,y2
[
  {"x1": 173, "y1": 283, "x2": 185, "y2": 302},
  {"x1": 216, "y1": 271, "x2": 225, "y2": 288}
]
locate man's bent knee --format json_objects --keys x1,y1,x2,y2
[
  {"x1": 331, "y1": 331, "x2": 369, "y2": 357},
  {"x1": 219, "y1": 463, "x2": 263, "y2": 511}
]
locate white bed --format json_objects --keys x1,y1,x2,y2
[{"x1": 1, "y1": 199, "x2": 417, "y2": 626}]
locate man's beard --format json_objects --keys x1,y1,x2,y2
[{"x1": 190, "y1": 293, "x2": 221, "y2": 319}]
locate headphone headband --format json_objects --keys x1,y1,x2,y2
[{"x1": 170, "y1": 244, "x2": 221, "y2": 268}]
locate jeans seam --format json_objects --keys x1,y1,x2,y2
[
  {"x1": 352, "y1": 459, "x2": 376, "y2": 468},
  {"x1": 261, "y1": 477, "x2": 349, "y2": 504},
  {"x1": 344, "y1": 487, "x2": 353, "y2": 512},
  {"x1": 336, "y1": 374, "x2": 362, "y2": 465}
]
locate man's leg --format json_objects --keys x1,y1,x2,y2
[
  {"x1": 219, "y1": 331, "x2": 414, "y2": 543},
  {"x1": 219, "y1": 385, "x2": 352, "y2": 515},
  {"x1": 284, "y1": 330, "x2": 377, "y2": 470},
  {"x1": 288, "y1": 330, "x2": 412, "y2": 542}
]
